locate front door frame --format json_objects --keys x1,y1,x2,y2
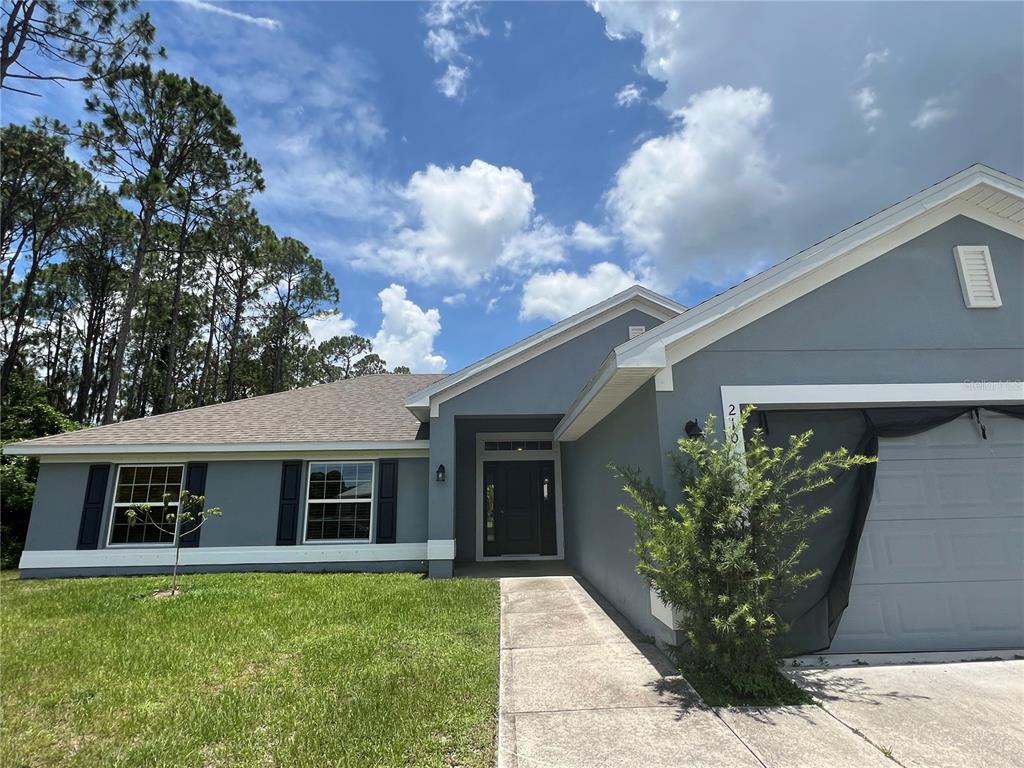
[{"x1": 475, "y1": 432, "x2": 564, "y2": 561}]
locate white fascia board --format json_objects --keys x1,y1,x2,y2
[
  {"x1": 404, "y1": 286, "x2": 685, "y2": 413},
  {"x1": 615, "y1": 166, "x2": 1024, "y2": 371},
  {"x1": 4, "y1": 440, "x2": 430, "y2": 458},
  {"x1": 554, "y1": 359, "x2": 662, "y2": 442}
]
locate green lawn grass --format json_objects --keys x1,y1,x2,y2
[{"x1": 0, "y1": 571, "x2": 499, "y2": 767}]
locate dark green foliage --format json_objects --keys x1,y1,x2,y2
[
  {"x1": 612, "y1": 407, "x2": 876, "y2": 701},
  {"x1": 1, "y1": 375, "x2": 84, "y2": 567},
  {"x1": 1, "y1": 0, "x2": 161, "y2": 95}
]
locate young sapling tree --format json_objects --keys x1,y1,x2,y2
[{"x1": 126, "y1": 490, "x2": 222, "y2": 595}]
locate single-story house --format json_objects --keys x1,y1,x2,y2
[{"x1": 9, "y1": 163, "x2": 1023, "y2": 656}]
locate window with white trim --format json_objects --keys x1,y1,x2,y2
[
  {"x1": 108, "y1": 464, "x2": 184, "y2": 545},
  {"x1": 305, "y1": 462, "x2": 374, "y2": 542}
]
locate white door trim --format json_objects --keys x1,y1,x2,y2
[
  {"x1": 720, "y1": 381, "x2": 1024, "y2": 454},
  {"x1": 474, "y1": 432, "x2": 565, "y2": 562}
]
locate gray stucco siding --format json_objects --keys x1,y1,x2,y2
[
  {"x1": 561, "y1": 380, "x2": 675, "y2": 643},
  {"x1": 656, "y1": 217, "x2": 1024, "y2": 486},
  {"x1": 195, "y1": 460, "x2": 284, "y2": 546},
  {"x1": 440, "y1": 308, "x2": 666, "y2": 416},
  {"x1": 395, "y1": 457, "x2": 429, "y2": 543},
  {"x1": 23, "y1": 456, "x2": 430, "y2": 558},
  {"x1": 428, "y1": 308, "x2": 668, "y2": 568},
  {"x1": 23, "y1": 462, "x2": 111, "y2": 551}
]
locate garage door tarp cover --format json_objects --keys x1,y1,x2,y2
[{"x1": 745, "y1": 404, "x2": 1024, "y2": 655}]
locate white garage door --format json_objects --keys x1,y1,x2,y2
[{"x1": 829, "y1": 411, "x2": 1024, "y2": 653}]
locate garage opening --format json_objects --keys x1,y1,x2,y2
[{"x1": 746, "y1": 407, "x2": 1023, "y2": 655}]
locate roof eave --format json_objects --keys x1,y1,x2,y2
[
  {"x1": 404, "y1": 285, "x2": 685, "y2": 411},
  {"x1": 3, "y1": 439, "x2": 431, "y2": 457}
]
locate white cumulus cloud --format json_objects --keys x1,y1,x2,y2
[
  {"x1": 520, "y1": 262, "x2": 644, "y2": 322},
  {"x1": 436, "y1": 64, "x2": 470, "y2": 99},
  {"x1": 606, "y1": 85, "x2": 787, "y2": 287},
  {"x1": 853, "y1": 86, "x2": 883, "y2": 132},
  {"x1": 571, "y1": 221, "x2": 615, "y2": 252},
  {"x1": 911, "y1": 96, "x2": 957, "y2": 129},
  {"x1": 860, "y1": 48, "x2": 890, "y2": 72},
  {"x1": 358, "y1": 159, "x2": 564, "y2": 287},
  {"x1": 372, "y1": 284, "x2": 446, "y2": 372},
  {"x1": 424, "y1": 1, "x2": 488, "y2": 100},
  {"x1": 615, "y1": 83, "x2": 644, "y2": 108},
  {"x1": 593, "y1": 2, "x2": 689, "y2": 111},
  {"x1": 306, "y1": 312, "x2": 357, "y2": 345}
]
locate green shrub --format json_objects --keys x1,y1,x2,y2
[{"x1": 612, "y1": 407, "x2": 874, "y2": 700}]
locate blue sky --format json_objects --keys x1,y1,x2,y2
[{"x1": 8, "y1": 1, "x2": 1023, "y2": 372}]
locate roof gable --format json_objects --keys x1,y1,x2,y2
[
  {"x1": 556, "y1": 164, "x2": 1024, "y2": 441},
  {"x1": 405, "y1": 285, "x2": 685, "y2": 419}
]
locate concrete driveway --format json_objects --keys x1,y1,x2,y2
[{"x1": 497, "y1": 574, "x2": 1024, "y2": 768}]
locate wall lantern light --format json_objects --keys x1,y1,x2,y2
[
  {"x1": 684, "y1": 419, "x2": 705, "y2": 439},
  {"x1": 435, "y1": 464, "x2": 447, "y2": 482}
]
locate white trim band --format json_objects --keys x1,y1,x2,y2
[
  {"x1": 4, "y1": 440, "x2": 431, "y2": 457},
  {"x1": 426, "y1": 539, "x2": 456, "y2": 559},
  {"x1": 721, "y1": 380, "x2": 1024, "y2": 455},
  {"x1": 18, "y1": 542, "x2": 450, "y2": 570}
]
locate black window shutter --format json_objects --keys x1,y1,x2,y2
[
  {"x1": 376, "y1": 460, "x2": 398, "y2": 544},
  {"x1": 179, "y1": 463, "x2": 208, "y2": 548},
  {"x1": 276, "y1": 461, "x2": 303, "y2": 545},
  {"x1": 77, "y1": 464, "x2": 111, "y2": 549}
]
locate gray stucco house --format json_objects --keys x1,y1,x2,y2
[{"x1": 9, "y1": 164, "x2": 1023, "y2": 656}]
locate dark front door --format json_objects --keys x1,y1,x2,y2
[{"x1": 483, "y1": 460, "x2": 557, "y2": 557}]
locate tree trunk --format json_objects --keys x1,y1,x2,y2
[
  {"x1": 74, "y1": 268, "x2": 108, "y2": 422},
  {"x1": 0, "y1": 231, "x2": 42, "y2": 392},
  {"x1": 103, "y1": 211, "x2": 153, "y2": 424},
  {"x1": 197, "y1": 255, "x2": 223, "y2": 407},
  {"x1": 160, "y1": 203, "x2": 191, "y2": 413},
  {"x1": 224, "y1": 274, "x2": 247, "y2": 401}
]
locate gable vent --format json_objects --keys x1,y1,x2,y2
[
  {"x1": 628, "y1": 325, "x2": 647, "y2": 339},
  {"x1": 954, "y1": 246, "x2": 1002, "y2": 308}
]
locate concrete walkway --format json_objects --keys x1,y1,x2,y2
[
  {"x1": 497, "y1": 575, "x2": 761, "y2": 768},
  {"x1": 497, "y1": 574, "x2": 1023, "y2": 768}
]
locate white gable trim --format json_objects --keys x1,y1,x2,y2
[
  {"x1": 654, "y1": 198, "x2": 1021, "y2": 370},
  {"x1": 556, "y1": 165, "x2": 1024, "y2": 442},
  {"x1": 405, "y1": 286, "x2": 684, "y2": 419}
]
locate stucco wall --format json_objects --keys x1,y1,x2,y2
[
  {"x1": 24, "y1": 463, "x2": 110, "y2": 551},
  {"x1": 561, "y1": 380, "x2": 675, "y2": 643},
  {"x1": 23, "y1": 456, "x2": 430, "y2": 555},
  {"x1": 656, "y1": 216, "x2": 1024, "y2": 488},
  {"x1": 429, "y1": 308, "x2": 668, "y2": 568}
]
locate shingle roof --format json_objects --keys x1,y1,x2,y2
[{"x1": 8, "y1": 374, "x2": 445, "y2": 450}]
